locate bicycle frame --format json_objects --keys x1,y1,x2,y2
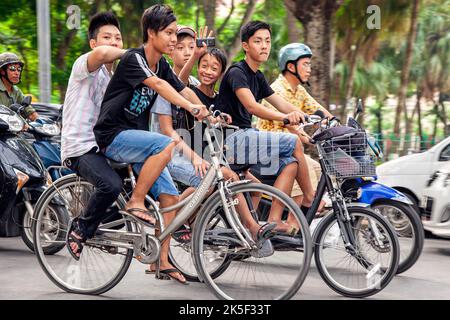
[
  {"x1": 305, "y1": 154, "x2": 365, "y2": 255},
  {"x1": 98, "y1": 118, "x2": 257, "y2": 256}
]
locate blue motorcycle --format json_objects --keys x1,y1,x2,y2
[
  {"x1": 26, "y1": 118, "x2": 72, "y2": 181},
  {"x1": 336, "y1": 100, "x2": 424, "y2": 274},
  {"x1": 15, "y1": 100, "x2": 71, "y2": 181}
]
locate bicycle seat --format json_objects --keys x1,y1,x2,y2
[
  {"x1": 106, "y1": 159, "x2": 129, "y2": 170},
  {"x1": 230, "y1": 164, "x2": 252, "y2": 173}
]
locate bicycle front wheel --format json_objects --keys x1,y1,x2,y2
[
  {"x1": 314, "y1": 206, "x2": 399, "y2": 298},
  {"x1": 372, "y1": 200, "x2": 424, "y2": 274},
  {"x1": 32, "y1": 175, "x2": 134, "y2": 295},
  {"x1": 192, "y1": 183, "x2": 313, "y2": 300}
]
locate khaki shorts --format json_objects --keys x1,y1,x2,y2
[{"x1": 291, "y1": 155, "x2": 321, "y2": 197}]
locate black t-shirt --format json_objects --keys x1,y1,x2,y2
[
  {"x1": 171, "y1": 84, "x2": 217, "y2": 154},
  {"x1": 94, "y1": 46, "x2": 185, "y2": 149},
  {"x1": 216, "y1": 60, "x2": 274, "y2": 129}
]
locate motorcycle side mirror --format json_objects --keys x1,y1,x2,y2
[
  {"x1": 21, "y1": 95, "x2": 32, "y2": 107},
  {"x1": 354, "y1": 98, "x2": 363, "y2": 119},
  {"x1": 0, "y1": 118, "x2": 9, "y2": 131},
  {"x1": 9, "y1": 103, "x2": 22, "y2": 114}
]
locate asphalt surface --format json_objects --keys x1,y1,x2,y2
[{"x1": 1, "y1": 236, "x2": 449, "y2": 300}]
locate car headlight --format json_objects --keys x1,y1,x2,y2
[
  {"x1": 0, "y1": 113, "x2": 24, "y2": 132},
  {"x1": 34, "y1": 123, "x2": 60, "y2": 136}
]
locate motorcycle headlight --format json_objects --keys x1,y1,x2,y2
[
  {"x1": 34, "y1": 123, "x2": 61, "y2": 136},
  {"x1": 0, "y1": 113, "x2": 24, "y2": 132}
]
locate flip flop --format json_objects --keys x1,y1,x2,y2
[
  {"x1": 173, "y1": 225, "x2": 192, "y2": 243},
  {"x1": 159, "y1": 268, "x2": 189, "y2": 285},
  {"x1": 120, "y1": 208, "x2": 157, "y2": 229}
]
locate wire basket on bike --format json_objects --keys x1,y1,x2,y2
[{"x1": 315, "y1": 127, "x2": 376, "y2": 178}]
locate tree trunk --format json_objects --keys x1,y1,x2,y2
[
  {"x1": 393, "y1": 0, "x2": 420, "y2": 154},
  {"x1": 440, "y1": 101, "x2": 448, "y2": 136},
  {"x1": 55, "y1": 29, "x2": 77, "y2": 103},
  {"x1": 401, "y1": 99, "x2": 417, "y2": 156},
  {"x1": 195, "y1": 0, "x2": 201, "y2": 30},
  {"x1": 376, "y1": 100, "x2": 383, "y2": 153},
  {"x1": 286, "y1": 9, "x2": 300, "y2": 43},
  {"x1": 415, "y1": 89, "x2": 425, "y2": 151},
  {"x1": 431, "y1": 104, "x2": 438, "y2": 144},
  {"x1": 225, "y1": 0, "x2": 258, "y2": 67},
  {"x1": 340, "y1": 44, "x2": 359, "y2": 120},
  {"x1": 285, "y1": 0, "x2": 343, "y2": 107},
  {"x1": 203, "y1": 0, "x2": 216, "y2": 32}
]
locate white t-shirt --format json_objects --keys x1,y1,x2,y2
[{"x1": 61, "y1": 52, "x2": 111, "y2": 162}]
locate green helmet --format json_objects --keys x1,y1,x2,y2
[
  {"x1": 0, "y1": 52, "x2": 24, "y2": 69},
  {"x1": 278, "y1": 43, "x2": 312, "y2": 72}
]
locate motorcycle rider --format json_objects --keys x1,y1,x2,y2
[{"x1": 0, "y1": 52, "x2": 39, "y2": 121}]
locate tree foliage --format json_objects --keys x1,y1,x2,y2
[{"x1": 0, "y1": 0, "x2": 447, "y2": 143}]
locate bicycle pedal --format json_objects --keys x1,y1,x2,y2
[
  {"x1": 251, "y1": 239, "x2": 274, "y2": 258},
  {"x1": 155, "y1": 273, "x2": 171, "y2": 280},
  {"x1": 105, "y1": 246, "x2": 118, "y2": 254}
]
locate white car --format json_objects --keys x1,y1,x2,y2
[
  {"x1": 376, "y1": 136, "x2": 450, "y2": 208},
  {"x1": 421, "y1": 163, "x2": 450, "y2": 238}
]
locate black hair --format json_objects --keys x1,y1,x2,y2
[
  {"x1": 240, "y1": 20, "x2": 271, "y2": 43},
  {"x1": 88, "y1": 12, "x2": 120, "y2": 40},
  {"x1": 141, "y1": 4, "x2": 177, "y2": 43},
  {"x1": 198, "y1": 48, "x2": 227, "y2": 74},
  {"x1": 177, "y1": 33, "x2": 194, "y2": 42}
]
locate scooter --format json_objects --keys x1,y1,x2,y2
[
  {"x1": 15, "y1": 98, "x2": 71, "y2": 181},
  {"x1": 1, "y1": 98, "x2": 68, "y2": 254}
]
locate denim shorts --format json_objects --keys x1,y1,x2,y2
[
  {"x1": 225, "y1": 128, "x2": 298, "y2": 176},
  {"x1": 167, "y1": 153, "x2": 202, "y2": 188},
  {"x1": 105, "y1": 130, "x2": 179, "y2": 199}
]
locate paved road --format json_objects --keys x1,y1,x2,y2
[{"x1": 1, "y1": 236, "x2": 449, "y2": 300}]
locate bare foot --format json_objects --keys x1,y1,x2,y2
[{"x1": 124, "y1": 203, "x2": 156, "y2": 225}]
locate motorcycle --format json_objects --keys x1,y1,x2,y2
[
  {"x1": 0, "y1": 97, "x2": 68, "y2": 254},
  {"x1": 14, "y1": 98, "x2": 70, "y2": 181}
]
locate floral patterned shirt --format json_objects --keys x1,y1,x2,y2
[{"x1": 256, "y1": 74, "x2": 323, "y2": 132}]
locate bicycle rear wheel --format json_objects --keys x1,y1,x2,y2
[
  {"x1": 314, "y1": 206, "x2": 399, "y2": 298},
  {"x1": 32, "y1": 175, "x2": 133, "y2": 295},
  {"x1": 169, "y1": 210, "x2": 232, "y2": 282},
  {"x1": 192, "y1": 183, "x2": 313, "y2": 300}
]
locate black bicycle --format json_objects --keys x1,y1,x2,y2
[{"x1": 280, "y1": 115, "x2": 400, "y2": 298}]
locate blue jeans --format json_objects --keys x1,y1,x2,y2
[
  {"x1": 105, "y1": 130, "x2": 179, "y2": 199},
  {"x1": 66, "y1": 148, "x2": 122, "y2": 238},
  {"x1": 225, "y1": 128, "x2": 298, "y2": 175},
  {"x1": 167, "y1": 153, "x2": 202, "y2": 188}
]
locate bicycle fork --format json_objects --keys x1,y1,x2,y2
[{"x1": 218, "y1": 182, "x2": 256, "y2": 250}]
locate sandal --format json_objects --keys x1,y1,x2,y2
[
  {"x1": 254, "y1": 222, "x2": 277, "y2": 247},
  {"x1": 159, "y1": 268, "x2": 189, "y2": 285},
  {"x1": 120, "y1": 208, "x2": 157, "y2": 229},
  {"x1": 274, "y1": 222, "x2": 300, "y2": 237},
  {"x1": 66, "y1": 218, "x2": 87, "y2": 261},
  {"x1": 173, "y1": 225, "x2": 192, "y2": 243}
]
